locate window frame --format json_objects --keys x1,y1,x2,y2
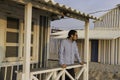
[{"x1": 4, "y1": 17, "x2": 38, "y2": 62}]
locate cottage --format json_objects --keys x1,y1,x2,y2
[{"x1": 0, "y1": 0, "x2": 99, "y2": 80}]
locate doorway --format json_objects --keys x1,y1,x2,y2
[{"x1": 91, "y1": 40, "x2": 98, "y2": 62}]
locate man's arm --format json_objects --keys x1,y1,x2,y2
[
  {"x1": 74, "y1": 42, "x2": 82, "y2": 64},
  {"x1": 58, "y1": 40, "x2": 65, "y2": 67}
]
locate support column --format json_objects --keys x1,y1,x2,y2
[
  {"x1": 83, "y1": 20, "x2": 89, "y2": 80},
  {"x1": 23, "y1": 3, "x2": 32, "y2": 80}
]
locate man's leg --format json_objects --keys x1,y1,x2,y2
[{"x1": 65, "y1": 68, "x2": 75, "y2": 80}]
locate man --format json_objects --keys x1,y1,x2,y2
[{"x1": 58, "y1": 30, "x2": 83, "y2": 80}]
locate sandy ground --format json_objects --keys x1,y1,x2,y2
[{"x1": 89, "y1": 62, "x2": 120, "y2": 80}]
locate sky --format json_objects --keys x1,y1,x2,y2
[{"x1": 51, "y1": 0, "x2": 120, "y2": 30}]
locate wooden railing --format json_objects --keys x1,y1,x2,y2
[
  {"x1": 0, "y1": 62, "x2": 39, "y2": 80},
  {"x1": 30, "y1": 64, "x2": 86, "y2": 80}
]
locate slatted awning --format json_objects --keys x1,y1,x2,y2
[{"x1": 11, "y1": 0, "x2": 100, "y2": 21}]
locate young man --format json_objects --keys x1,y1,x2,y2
[{"x1": 58, "y1": 30, "x2": 83, "y2": 80}]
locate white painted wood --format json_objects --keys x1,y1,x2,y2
[
  {"x1": 115, "y1": 39, "x2": 118, "y2": 64},
  {"x1": 118, "y1": 8, "x2": 120, "y2": 29},
  {"x1": 83, "y1": 20, "x2": 89, "y2": 80},
  {"x1": 10, "y1": 66, "x2": 13, "y2": 80},
  {"x1": 89, "y1": 41, "x2": 91, "y2": 62},
  {"x1": 46, "y1": 18, "x2": 50, "y2": 67},
  {"x1": 30, "y1": 64, "x2": 85, "y2": 80},
  {"x1": 98, "y1": 40, "x2": 101, "y2": 62},
  {"x1": 118, "y1": 38, "x2": 120, "y2": 64},
  {"x1": 4, "y1": 67, "x2": 7, "y2": 80},
  {"x1": 108, "y1": 40, "x2": 111, "y2": 64},
  {"x1": 103, "y1": 40, "x2": 106, "y2": 64},
  {"x1": 116, "y1": 8, "x2": 119, "y2": 28},
  {"x1": 23, "y1": 3, "x2": 32, "y2": 80},
  {"x1": 102, "y1": 40, "x2": 104, "y2": 63},
  {"x1": 111, "y1": 39, "x2": 115, "y2": 64}
]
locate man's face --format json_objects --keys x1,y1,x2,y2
[{"x1": 72, "y1": 32, "x2": 78, "y2": 41}]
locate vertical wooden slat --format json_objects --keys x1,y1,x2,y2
[
  {"x1": 105, "y1": 40, "x2": 108, "y2": 64},
  {"x1": 89, "y1": 41, "x2": 91, "y2": 62},
  {"x1": 40, "y1": 15, "x2": 44, "y2": 67},
  {"x1": 4, "y1": 67, "x2": 7, "y2": 80},
  {"x1": 113, "y1": 9, "x2": 116, "y2": 28},
  {"x1": 46, "y1": 17, "x2": 50, "y2": 67},
  {"x1": 103, "y1": 40, "x2": 106, "y2": 64},
  {"x1": 114, "y1": 9, "x2": 117, "y2": 28},
  {"x1": 19, "y1": 20, "x2": 24, "y2": 59},
  {"x1": 12, "y1": 66, "x2": 17, "y2": 80},
  {"x1": 6, "y1": 66, "x2": 11, "y2": 80},
  {"x1": 111, "y1": 39, "x2": 115, "y2": 64},
  {"x1": 118, "y1": 38, "x2": 120, "y2": 64},
  {"x1": 0, "y1": 67, "x2": 5, "y2": 80},
  {"x1": 98, "y1": 40, "x2": 101, "y2": 62},
  {"x1": 116, "y1": 8, "x2": 119, "y2": 28},
  {"x1": 117, "y1": 38, "x2": 119, "y2": 64},
  {"x1": 115, "y1": 39, "x2": 117, "y2": 64},
  {"x1": 108, "y1": 40, "x2": 111, "y2": 64},
  {"x1": 10, "y1": 66, "x2": 13, "y2": 80},
  {"x1": 106, "y1": 13, "x2": 108, "y2": 28},
  {"x1": 100, "y1": 40, "x2": 103, "y2": 63},
  {"x1": 118, "y1": 8, "x2": 120, "y2": 29}
]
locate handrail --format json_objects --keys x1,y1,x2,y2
[{"x1": 30, "y1": 64, "x2": 86, "y2": 80}]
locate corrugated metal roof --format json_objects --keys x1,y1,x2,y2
[
  {"x1": 12, "y1": 0, "x2": 100, "y2": 21},
  {"x1": 39, "y1": 0, "x2": 99, "y2": 20},
  {"x1": 51, "y1": 30, "x2": 120, "y2": 39}
]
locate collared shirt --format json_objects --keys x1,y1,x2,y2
[{"x1": 58, "y1": 39, "x2": 81, "y2": 65}]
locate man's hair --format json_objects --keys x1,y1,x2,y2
[{"x1": 67, "y1": 30, "x2": 77, "y2": 38}]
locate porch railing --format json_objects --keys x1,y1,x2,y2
[
  {"x1": 0, "y1": 62, "x2": 38, "y2": 80},
  {"x1": 30, "y1": 64, "x2": 86, "y2": 80}
]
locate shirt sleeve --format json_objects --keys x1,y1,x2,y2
[
  {"x1": 74, "y1": 42, "x2": 82, "y2": 63},
  {"x1": 58, "y1": 40, "x2": 65, "y2": 65}
]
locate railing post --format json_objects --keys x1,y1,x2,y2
[
  {"x1": 62, "y1": 71, "x2": 65, "y2": 80},
  {"x1": 52, "y1": 71, "x2": 57, "y2": 80}
]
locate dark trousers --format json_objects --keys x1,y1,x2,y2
[{"x1": 60, "y1": 68, "x2": 75, "y2": 80}]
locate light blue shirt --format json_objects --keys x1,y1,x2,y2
[{"x1": 58, "y1": 39, "x2": 81, "y2": 65}]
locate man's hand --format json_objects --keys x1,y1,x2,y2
[
  {"x1": 80, "y1": 62, "x2": 84, "y2": 65},
  {"x1": 61, "y1": 64, "x2": 67, "y2": 68}
]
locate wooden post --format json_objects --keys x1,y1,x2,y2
[
  {"x1": 83, "y1": 20, "x2": 89, "y2": 80},
  {"x1": 23, "y1": 3, "x2": 32, "y2": 80}
]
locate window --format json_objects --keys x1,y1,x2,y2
[
  {"x1": 5, "y1": 17, "x2": 37, "y2": 62},
  {"x1": 5, "y1": 17, "x2": 19, "y2": 59}
]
